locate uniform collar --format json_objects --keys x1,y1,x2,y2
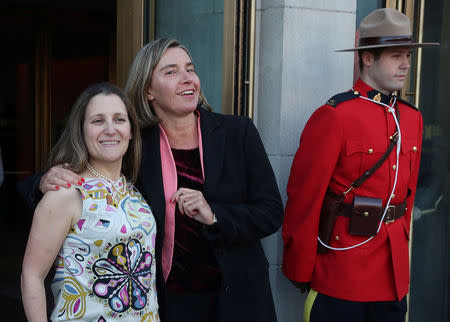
[{"x1": 353, "y1": 78, "x2": 396, "y2": 105}]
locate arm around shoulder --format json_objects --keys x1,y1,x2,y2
[{"x1": 17, "y1": 165, "x2": 84, "y2": 211}]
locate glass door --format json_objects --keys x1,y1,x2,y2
[
  {"x1": 151, "y1": 0, "x2": 256, "y2": 116},
  {"x1": 408, "y1": 1, "x2": 450, "y2": 321},
  {"x1": 153, "y1": 0, "x2": 225, "y2": 113}
]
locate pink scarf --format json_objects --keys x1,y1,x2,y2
[{"x1": 159, "y1": 113, "x2": 205, "y2": 280}]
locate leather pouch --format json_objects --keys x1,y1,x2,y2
[
  {"x1": 317, "y1": 189, "x2": 344, "y2": 253},
  {"x1": 349, "y1": 196, "x2": 383, "y2": 236}
]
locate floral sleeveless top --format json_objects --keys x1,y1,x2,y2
[{"x1": 50, "y1": 178, "x2": 159, "y2": 322}]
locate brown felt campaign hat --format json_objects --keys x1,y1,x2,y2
[{"x1": 336, "y1": 8, "x2": 439, "y2": 52}]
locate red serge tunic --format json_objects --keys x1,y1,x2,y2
[{"x1": 282, "y1": 79, "x2": 423, "y2": 301}]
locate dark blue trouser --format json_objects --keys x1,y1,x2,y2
[{"x1": 305, "y1": 289, "x2": 407, "y2": 322}]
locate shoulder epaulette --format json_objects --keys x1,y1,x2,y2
[
  {"x1": 325, "y1": 90, "x2": 359, "y2": 108},
  {"x1": 396, "y1": 97, "x2": 419, "y2": 111}
]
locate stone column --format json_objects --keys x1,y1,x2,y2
[{"x1": 253, "y1": 1, "x2": 356, "y2": 320}]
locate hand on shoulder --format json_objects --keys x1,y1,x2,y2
[{"x1": 40, "y1": 164, "x2": 84, "y2": 194}]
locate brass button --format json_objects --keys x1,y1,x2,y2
[
  {"x1": 385, "y1": 222, "x2": 390, "y2": 225},
  {"x1": 335, "y1": 236, "x2": 340, "y2": 241},
  {"x1": 392, "y1": 165, "x2": 397, "y2": 170},
  {"x1": 364, "y1": 212, "x2": 369, "y2": 217},
  {"x1": 389, "y1": 135, "x2": 393, "y2": 140},
  {"x1": 368, "y1": 148, "x2": 374, "y2": 154},
  {"x1": 413, "y1": 146, "x2": 418, "y2": 152},
  {"x1": 354, "y1": 91, "x2": 359, "y2": 95},
  {"x1": 392, "y1": 193, "x2": 395, "y2": 198}
]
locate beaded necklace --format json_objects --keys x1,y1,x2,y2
[{"x1": 86, "y1": 162, "x2": 127, "y2": 205}]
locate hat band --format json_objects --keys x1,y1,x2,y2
[{"x1": 359, "y1": 35, "x2": 413, "y2": 47}]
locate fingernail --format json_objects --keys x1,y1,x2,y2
[
  {"x1": 80, "y1": 178, "x2": 85, "y2": 183},
  {"x1": 66, "y1": 183, "x2": 71, "y2": 187},
  {"x1": 55, "y1": 186, "x2": 60, "y2": 190},
  {"x1": 78, "y1": 181, "x2": 83, "y2": 185}
]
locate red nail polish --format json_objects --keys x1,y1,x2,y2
[
  {"x1": 78, "y1": 181, "x2": 83, "y2": 185},
  {"x1": 67, "y1": 183, "x2": 71, "y2": 187},
  {"x1": 80, "y1": 178, "x2": 85, "y2": 183},
  {"x1": 55, "y1": 186, "x2": 60, "y2": 190}
]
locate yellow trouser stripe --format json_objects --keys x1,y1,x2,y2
[{"x1": 303, "y1": 289, "x2": 318, "y2": 322}]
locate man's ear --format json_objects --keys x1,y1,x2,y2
[{"x1": 361, "y1": 51, "x2": 374, "y2": 68}]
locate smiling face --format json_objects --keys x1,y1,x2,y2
[
  {"x1": 146, "y1": 47, "x2": 201, "y2": 120},
  {"x1": 83, "y1": 94, "x2": 132, "y2": 170},
  {"x1": 362, "y1": 47, "x2": 412, "y2": 95}
]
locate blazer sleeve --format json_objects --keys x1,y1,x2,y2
[
  {"x1": 16, "y1": 172, "x2": 44, "y2": 210},
  {"x1": 203, "y1": 118, "x2": 283, "y2": 244},
  {"x1": 282, "y1": 105, "x2": 343, "y2": 283}
]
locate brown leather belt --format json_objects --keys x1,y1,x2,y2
[{"x1": 338, "y1": 201, "x2": 407, "y2": 223}]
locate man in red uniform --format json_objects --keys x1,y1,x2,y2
[{"x1": 282, "y1": 8, "x2": 439, "y2": 322}]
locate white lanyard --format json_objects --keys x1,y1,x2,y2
[{"x1": 318, "y1": 95, "x2": 401, "y2": 251}]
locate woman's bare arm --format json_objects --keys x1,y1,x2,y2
[{"x1": 21, "y1": 187, "x2": 81, "y2": 321}]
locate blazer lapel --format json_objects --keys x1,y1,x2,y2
[
  {"x1": 138, "y1": 126, "x2": 166, "y2": 228},
  {"x1": 199, "y1": 108, "x2": 225, "y2": 194}
]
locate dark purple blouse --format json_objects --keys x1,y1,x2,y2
[{"x1": 166, "y1": 147, "x2": 221, "y2": 293}]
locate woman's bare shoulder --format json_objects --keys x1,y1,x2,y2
[{"x1": 36, "y1": 187, "x2": 82, "y2": 222}]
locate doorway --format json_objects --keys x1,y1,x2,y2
[
  {"x1": 0, "y1": 1, "x2": 116, "y2": 319},
  {"x1": 409, "y1": 0, "x2": 450, "y2": 321}
]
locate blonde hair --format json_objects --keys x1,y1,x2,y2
[
  {"x1": 125, "y1": 38, "x2": 212, "y2": 127},
  {"x1": 48, "y1": 83, "x2": 142, "y2": 183}
]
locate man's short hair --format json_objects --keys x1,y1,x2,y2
[{"x1": 358, "y1": 48, "x2": 385, "y2": 72}]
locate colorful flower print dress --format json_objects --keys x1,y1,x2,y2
[{"x1": 50, "y1": 178, "x2": 159, "y2": 322}]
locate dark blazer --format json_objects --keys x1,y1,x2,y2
[{"x1": 136, "y1": 107, "x2": 283, "y2": 322}]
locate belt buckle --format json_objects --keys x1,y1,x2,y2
[{"x1": 385, "y1": 205, "x2": 395, "y2": 223}]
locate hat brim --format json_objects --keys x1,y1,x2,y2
[{"x1": 336, "y1": 42, "x2": 440, "y2": 52}]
